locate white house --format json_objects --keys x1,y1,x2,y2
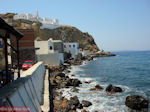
[
  {"x1": 34, "y1": 38, "x2": 64, "y2": 66},
  {"x1": 63, "y1": 43, "x2": 79, "y2": 60}
]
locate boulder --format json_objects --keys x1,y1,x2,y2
[
  {"x1": 50, "y1": 78, "x2": 57, "y2": 86},
  {"x1": 85, "y1": 80, "x2": 92, "y2": 84},
  {"x1": 81, "y1": 110, "x2": 88, "y2": 112},
  {"x1": 72, "y1": 79, "x2": 82, "y2": 87},
  {"x1": 71, "y1": 87, "x2": 79, "y2": 93},
  {"x1": 90, "y1": 84, "x2": 103, "y2": 91},
  {"x1": 66, "y1": 79, "x2": 82, "y2": 87},
  {"x1": 77, "y1": 103, "x2": 83, "y2": 109},
  {"x1": 55, "y1": 78, "x2": 62, "y2": 84},
  {"x1": 106, "y1": 84, "x2": 122, "y2": 93},
  {"x1": 55, "y1": 72, "x2": 66, "y2": 78},
  {"x1": 82, "y1": 100, "x2": 92, "y2": 107},
  {"x1": 125, "y1": 95, "x2": 149, "y2": 110},
  {"x1": 69, "y1": 96, "x2": 80, "y2": 107},
  {"x1": 60, "y1": 82, "x2": 67, "y2": 88},
  {"x1": 59, "y1": 98, "x2": 69, "y2": 109},
  {"x1": 56, "y1": 76, "x2": 61, "y2": 80}
]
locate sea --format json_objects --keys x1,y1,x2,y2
[{"x1": 59, "y1": 51, "x2": 150, "y2": 112}]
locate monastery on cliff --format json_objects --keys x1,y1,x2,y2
[{"x1": 13, "y1": 11, "x2": 60, "y2": 29}]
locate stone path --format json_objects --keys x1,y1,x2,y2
[{"x1": 41, "y1": 69, "x2": 50, "y2": 111}]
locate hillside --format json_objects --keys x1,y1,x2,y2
[{"x1": 1, "y1": 13, "x2": 100, "y2": 54}]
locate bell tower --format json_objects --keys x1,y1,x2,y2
[{"x1": 35, "y1": 10, "x2": 39, "y2": 20}]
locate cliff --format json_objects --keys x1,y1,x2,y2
[{"x1": 0, "y1": 13, "x2": 100, "y2": 54}]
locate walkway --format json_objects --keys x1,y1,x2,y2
[{"x1": 41, "y1": 69, "x2": 50, "y2": 111}]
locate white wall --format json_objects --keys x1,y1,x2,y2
[
  {"x1": 14, "y1": 13, "x2": 60, "y2": 29},
  {"x1": 35, "y1": 41, "x2": 49, "y2": 54},
  {"x1": 48, "y1": 41, "x2": 54, "y2": 53},
  {"x1": 36, "y1": 53, "x2": 64, "y2": 66},
  {"x1": 64, "y1": 43, "x2": 79, "y2": 59},
  {"x1": 0, "y1": 62, "x2": 46, "y2": 112}
]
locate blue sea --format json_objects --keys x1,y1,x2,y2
[{"x1": 60, "y1": 51, "x2": 150, "y2": 112}]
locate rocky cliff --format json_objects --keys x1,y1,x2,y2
[{"x1": 0, "y1": 13, "x2": 100, "y2": 54}]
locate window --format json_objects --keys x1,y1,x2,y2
[
  {"x1": 49, "y1": 46, "x2": 53, "y2": 50},
  {"x1": 73, "y1": 45, "x2": 75, "y2": 47},
  {"x1": 64, "y1": 45, "x2": 66, "y2": 48},
  {"x1": 69, "y1": 45, "x2": 71, "y2": 48}
]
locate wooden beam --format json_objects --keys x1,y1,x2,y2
[
  {"x1": 3, "y1": 33, "x2": 9, "y2": 84},
  {"x1": 16, "y1": 38, "x2": 20, "y2": 78}
]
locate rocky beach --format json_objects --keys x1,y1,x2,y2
[{"x1": 48, "y1": 52, "x2": 149, "y2": 112}]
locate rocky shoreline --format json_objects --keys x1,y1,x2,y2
[{"x1": 48, "y1": 54, "x2": 149, "y2": 112}]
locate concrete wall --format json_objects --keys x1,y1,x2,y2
[
  {"x1": 36, "y1": 53, "x2": 64, "y2": 66},
  {"x1": 0, "y1": 62, "x2": 45, "y2": 112}
]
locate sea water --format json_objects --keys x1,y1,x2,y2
[{"x1": 59, "y1": 51, "x2": 150, "y2": 112}]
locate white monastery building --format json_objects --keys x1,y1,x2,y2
[{"x1": 14, "y1": 11, "x2": 60, "y2": 29}]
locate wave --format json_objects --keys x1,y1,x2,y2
[{"x1": 59, "y1": 61, "x2": 149, "y2": 112}]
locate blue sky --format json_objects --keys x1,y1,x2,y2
[{"x1": 0, "y1": 0, "x2": 150, "y2": 51}]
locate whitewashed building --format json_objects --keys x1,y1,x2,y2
[
  {"x1": 34, "y1": 38, "x2": 64, "y2": 66},
  {"x1": 14, "y1": 11, "x2": 60, "y2": 29},
  {"x1": 63, "y1": 43, "x2": 79, "y2": 60}
]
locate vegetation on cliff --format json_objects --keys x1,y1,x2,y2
[{"x1": 0, "y1": 13, "x2": 100, "y2": 53}]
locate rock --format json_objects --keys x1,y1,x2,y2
[
  {"x1": 53, "y1": 100, "x2": 62, "y2": 108},
  {"x1": 85, "y1": 80, "x2": 92, "y2": 84},
  {"x1": 72, "y1": 79, "x2": 82, "y2": 87},
  {"x1": 59, "y1": 98, "x2": 69, "y2": 108},
  {"x1": 90, "y1": 84, "x2": 103, "y2": 91},
  {"x1": 66, "y1": 79, "x2": 82, "y2": 87},
  {"x1": 82, "y1": 100, "x2": 92, "y2": 107},
  {"x1": 125, "y1": 95, "x2": 149, "y2": 111},
  {"x1": 60, "y1": 82, "x2": 67, "y2": 88},
  {"x1": 64, "y1": 70, "x2": 71, "y2": 73},
  {"x1": 71, "y1": 87, "x2": 79, "y2": 93},
  {"x1": 81, "y1": 110, "x2": 87, "y2": 112},
  {"x1": 69, "y1": 110, "x2": 77, "y2": 112},
  {"x1": 77, "y1": 103, "x2": 83, "y2": 109},
  {"x1": 55, "y1": 72, "x2": 66, "y2": 78},
  {"x1": 106, "y1": 84, "x2": 122, "y2": 93},
  {"x1": 55, "y1": 78, "x2": 62, "y2": 84},
  {"x1": 50, "y1": 78, "x2": 57, "y2": 86},
  {"x1": 69, "y1": 96, "x2": 80, "y2": 107},
  {"x1": 56, "y1": 76, "x2": 61, "y2": 80}
]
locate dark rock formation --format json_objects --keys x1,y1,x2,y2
[
  {"x1": 69, "y1": 96, "x2": 80, "y2": 107},
  {"x1": 71, "y1": 87, "x2": 79, "y2": 93},
  {"x1": 55, "y1": 72, "x2": 66, "y2": 78},
  {"x1": 82, "y1": 100, "x2": 92, "y2": 107},
  {"x1": 66, "y1": 78, "x2": 82, "y2": 87},
  {"x1": 106, "y1": 84, "x2": 122, "y2": 93},
  {"x1": 125, "y1": 95, "x2": 149, "y2": 111},
  {"x1": 90, "y1": 84, "x2": 103, "y2": 91}
]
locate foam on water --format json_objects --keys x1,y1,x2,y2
[
  {"x1": 57, "y1": 65, "x2": 131, "y2": 111},
  {"x1": 58, "y1": 59, "x2": 149, "y2": 112}
]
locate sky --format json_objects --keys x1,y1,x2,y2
[{"x1": 0, "y1": 0, "x2": 150, "y2": 51}]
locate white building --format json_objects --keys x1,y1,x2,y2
[
  {"x1": 63, "y1": 43, "x2": 79, "y2": 60},
  {"x1": 14, "y1": 11, "x2": 60, "y2": 29},
  {"x1": 34, "y1": 38, "x2": 64, "y2": 66}
]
